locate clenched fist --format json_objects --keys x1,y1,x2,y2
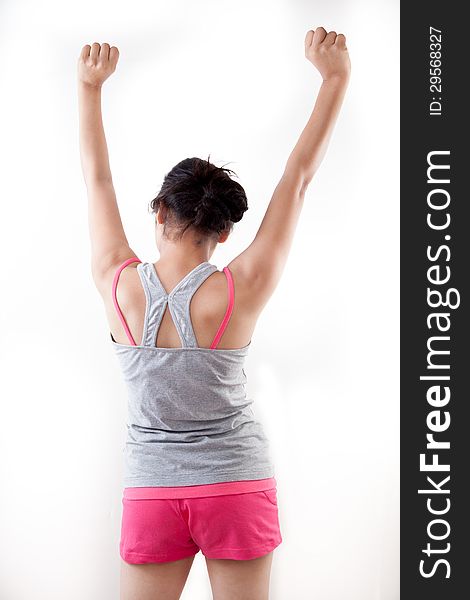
[
  {"x1": 77, "y1": 42, "x2": 120, "y2": 88},
  {"x1": 305, "y1": 28, "x2": 351, "y2": 82}
]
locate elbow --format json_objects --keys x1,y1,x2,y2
[
  {"x1": 299, "y1": 177, "x2": 312, "y2": 197},
  {"x1": 283, "y1": 164, "x2": 315, "y2": 197},
  {"x1": 299, "y1": 165, "x2": 316, "y2": 190},
  {"x1": 296, "y1": 173, "x2": 314, "y2": 199}
]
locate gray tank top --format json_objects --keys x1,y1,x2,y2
[{"x1": 111, "y1": 260, "x2": 275, "y2": 487}]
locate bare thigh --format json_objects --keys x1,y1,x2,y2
[
  {"x1": 120, "y1": 555, "x2": 196, "y2": 600},
  {"x1": 205, "y1": 551, "x2": 274, "y2": 600}
]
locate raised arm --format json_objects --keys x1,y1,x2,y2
[
  {"x1": 229, "y1": 28, "x2": 351, "y2": 313},
  {"x1": 77, "y1": 42, "x2": 138, "y2": 287}
]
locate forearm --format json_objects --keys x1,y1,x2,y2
[
  {"x1": 285, "y1": 74, "x2": 349, "y2": 186},
  {"x1": 78, "y1": 81, "x2": 112, "y2": 183}
]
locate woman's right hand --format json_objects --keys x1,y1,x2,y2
[{"x1": 305, "y1": 27, "x2": 351, "y2": 83}]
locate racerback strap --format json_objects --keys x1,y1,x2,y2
[
  {"x1": 112, "y1": 259, "x2": 235, "y2": 349},
  {"x1": 112, "y1": 257, "x2": 142, "y2": 346},
  {"x1": 138, "y1": 261, "x2": 220, "y2": 348}
]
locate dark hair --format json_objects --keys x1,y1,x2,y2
[{"x1": 149, "y1": 155, "x2": 248, "y2": 241}]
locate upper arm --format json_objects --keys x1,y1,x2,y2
[
  {"x1": 227, "y1": 169, "x2": 307, "y2": 314},
  {"x1": 86, "y1": 178, "x2": 136, "y2": 279}
]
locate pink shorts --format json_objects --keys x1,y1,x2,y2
[{"x1": 120, "y1": 488, "x2": 282, "y2": 563}]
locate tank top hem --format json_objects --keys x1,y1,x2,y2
[
  {"x1": 123, "y1": 467, "x2": 275, "y2": 490},
  {"x1": 123, "y1": 476, "x2": 277, "y2": 499}
]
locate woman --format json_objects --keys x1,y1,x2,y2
[{"x1": 78, "y1": 27, "x2": 350, "y2": 600}]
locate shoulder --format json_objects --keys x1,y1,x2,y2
[
  {"x1": 93, "y1": 255, "x2": 143, "y2": 304},
  {"x1": 225, "y1": 255, "x2": 279, "y2": 318}
]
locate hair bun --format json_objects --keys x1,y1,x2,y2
[{"x1": 149, "y1": 155, "x2": 249, "y2": 239}]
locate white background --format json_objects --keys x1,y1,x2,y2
[{"x1": 0, "y1": 0, "x2": 399, "y2": 598}]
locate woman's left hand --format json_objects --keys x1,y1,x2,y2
[{"x1": 77, "y1": 42, "x2": 119, "y2": 88}]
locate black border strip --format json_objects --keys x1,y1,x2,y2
[{"x1": 400, "y1": 3, "x2": 469, "y2": 597}]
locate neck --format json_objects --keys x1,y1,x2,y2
[{"x1": 157, "y1": 240, "x2": 214, "y2": 268}]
